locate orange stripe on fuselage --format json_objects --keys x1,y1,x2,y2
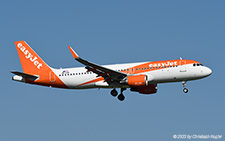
[
  {"x1": 77, "y1": 77, "x2": 104, "y2": 87},
  {"x1": 120, "y1": 60, "x2": 199, "y2": 74}
]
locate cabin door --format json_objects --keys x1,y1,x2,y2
[{"x1": 180, "y1": 60, "x2": 187, "y2": 72}]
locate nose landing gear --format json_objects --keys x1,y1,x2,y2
[
  {"x1": 182, "y1": 81, "x2": 188, "y2": 93},
  {"x1": 183, "y1": 88, "x2": 188, "y2": 93}
]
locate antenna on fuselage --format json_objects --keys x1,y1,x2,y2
[{"x1": 180, "y1": 57, "x2": 183, "y2": 60}]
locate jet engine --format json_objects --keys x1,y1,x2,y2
[
  {"x1": 120, "y1": 74, "x2": 154, "y2": 87},
  {"x1": 121, "y1": 75, "x2": 148, "y2": 86}
]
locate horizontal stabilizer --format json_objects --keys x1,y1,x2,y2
[{"x1": 11, "y1": 71, "x2": 39, "y2": 81}]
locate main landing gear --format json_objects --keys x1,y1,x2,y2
[
  {"x1": 110, "y1": 88, "x2": 118, "y2": 97},
  {"x1": 182, "y1": 81, "x2": 188, "y2": 93},
  {"x1": 110, "y1": 88, "x2": 126, "y2": 101}
]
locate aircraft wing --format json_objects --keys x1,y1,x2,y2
[{"x1": 68, "y1": 46, "x2": 127, "y2": 83}]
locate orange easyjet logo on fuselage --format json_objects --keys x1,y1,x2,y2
[
  {"x1": 17, "y1": 43, "x2": 42, "y2": 69},
  {"x1": 149, "y1": 61, "x2": 178, "y2": 68}
]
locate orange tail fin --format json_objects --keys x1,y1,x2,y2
[
  {"x1": 14, "y1": 41, "x2": 67, "y2": 88},
  {"x1": 15, "y1": 41, "x2": 49, "y2": 74}
]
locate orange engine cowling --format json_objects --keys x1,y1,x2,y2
[
  {"x1": 130, "y1": 84, "x2": 157, "y2": 94},
  {"x1": 127, "y1": 75, "x2": 148, "y2": 86}
]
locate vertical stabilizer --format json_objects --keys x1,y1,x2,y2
[
  {"x1": 15, "y1": 41, "x2": 49, "y2": 75},
  {"x1": 14, "y1": 41, "x2": 67, "y2": 88}
]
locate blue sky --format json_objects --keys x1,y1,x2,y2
[{"x1": 0, "y1": 0, "x2": 224, "y2": 140}]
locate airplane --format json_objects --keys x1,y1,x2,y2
[{"x1": 11, "y1": 41, "x2": 212, "y2": 101}]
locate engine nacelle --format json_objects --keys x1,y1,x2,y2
[
  {"x1": 126, "y1": 75, "x2": 148, "y2": 86},
  {"x1": 130, "y1": 84, "x2": 157, "y2": 94}
]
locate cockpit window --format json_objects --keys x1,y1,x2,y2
[{"x1": 193, "y1": 63, "x2": 203, "y2": 67}]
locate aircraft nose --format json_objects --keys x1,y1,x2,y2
[{"x1": 204, "y1": 67, "x2": 212, "y2": 76}]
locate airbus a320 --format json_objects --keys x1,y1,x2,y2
[{"x1": 11, "y1": 41, "x2": 212, "y2": 101}]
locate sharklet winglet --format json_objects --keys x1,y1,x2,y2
[{"x1": 68, "y1": 46, "x2": 79, "y2": 59}]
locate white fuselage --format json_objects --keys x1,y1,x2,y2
[{"x1": 51, "y1": 61, "x2": 212, "y2": 89}]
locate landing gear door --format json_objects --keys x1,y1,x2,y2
[{"x1": 180, "y1": 60, "x2": 187, "y2": 72}]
